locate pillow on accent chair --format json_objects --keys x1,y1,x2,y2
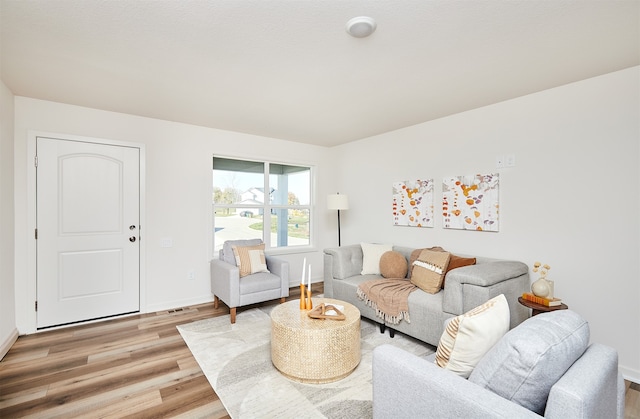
[
  {"x1": 222, "y1": 238, "x2": 263, "y2": 266},
  {"x1": 379, "y1": 251, "x2": 408, "y2": 279},
  {"x1": 468, "y1": 310, "x2": 589, "y2": 415},
  {"x1": 435, "y1": 294, "x2": 510, "y2": 378},
  {"x1": 361, "y1": 243, "x2": 393, "y2": 275},
  {"x1": 232, "y1": 244, "x2": 270, "y2": 277}
]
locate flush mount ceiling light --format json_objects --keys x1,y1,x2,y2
[{"x1": 346, "y1": 16, "x2": 377, "y2": 38}]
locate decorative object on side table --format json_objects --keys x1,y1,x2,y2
[
  {"x1": 521, "y1": 292, "x2": 562, "y2": 307},
  {"x1": 524, "y1": 261, "x2": 566, "y2": 315},
  {"x1": 518, "y1": 295, "x2": 568, "y2": 316},
  {"x1": 531, "y1": 261, "x2": 554, "y2": 298}
]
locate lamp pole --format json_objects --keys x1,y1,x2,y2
[
  {"x1": 328, "y1": 193, "x2": 348, "y2": 247},
  {"x1": 337, "y1": 209, "x2": 342, "y2": 247}
]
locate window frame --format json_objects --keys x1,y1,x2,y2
[{"x1": 212, "y1": 156, "x2": 314, "y2": 255}]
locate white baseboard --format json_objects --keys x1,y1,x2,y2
[
  {"x1": 621, "y1": 366, "x2": 640, "y2": 385},
  {"x1": 144, "y1": 295, "x2": 214, "y2": 314},
  {"x1": 0, "y1": 328, "x2": 19, "y2": 361}
]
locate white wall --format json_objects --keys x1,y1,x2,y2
[
  {"x1": 13, "y1": 98, "x2": 336, "y2": 333},
  {"x1": 0, "y1": 79, "x2": 17, "y2": 358},
  {"x1": 10, "y1": 68, "x2": 639, "y2": 381},
  {"x1": 333, "y1": 67, "x2": 640, "y2": 381}
]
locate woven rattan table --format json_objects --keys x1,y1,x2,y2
[{"x1": 270, "y1": 297, "x2": 361, "y2": 384}]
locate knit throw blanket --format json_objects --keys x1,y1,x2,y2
[{"x1": 356, "y1": 278, "x2": 417, "y2": 325}]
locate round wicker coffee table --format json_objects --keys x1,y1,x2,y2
[{"x1": 270, "y1": 297, "x2": 361, "y2": 384}]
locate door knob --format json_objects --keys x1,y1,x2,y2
[{"x1": 129, "y1": 236, "x2": 137, "y2": 242}]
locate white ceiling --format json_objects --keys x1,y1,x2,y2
[{"x1": 1, "y1": 1, "x2": 638, "y2": 147}]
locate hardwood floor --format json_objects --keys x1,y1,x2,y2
[
  {"x1": 0, "y1": 302, "x2": 230, "y2": 418},
  {"x1": 1, "y1": 283, "x2": 639, "y2": 418}
]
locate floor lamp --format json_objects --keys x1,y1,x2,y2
[{"x1": 327, "y1": 193, "x2": 349, "y2": 246}]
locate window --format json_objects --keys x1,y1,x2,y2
[{"x1": 213, "y1": 156, "x2": 312, "y2": 254}]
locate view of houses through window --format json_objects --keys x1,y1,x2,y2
[{"x1": 213, "y1": 156, "x2": 311, "y2": 254}]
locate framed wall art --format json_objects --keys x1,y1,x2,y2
[
  {"x1": 442, "y1": 173, "x2": 499, "y2": 231},
  {"x1": 392, "y1": 179, "x2": 434, "y2": 227}
]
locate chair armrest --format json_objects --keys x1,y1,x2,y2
[
  {"x1": 266, "y1": 256, "x2": 290, "y2": 298},
  {"x1": 210, "y1": 259, "x2": 240, "y2": 306},
  {"x1": 545, "y1": 343, "x2": 622, "y2": 419},
  {"x1": 372, "y1": 344, "x2": 540, "y2": 419}
]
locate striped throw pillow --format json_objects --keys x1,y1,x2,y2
[
  {"x1": 435, "y1": 294, "x2": 510, "y2": 378},
  {"x1": 231, "y1": 244, "x2": 270, "y2": 277}
]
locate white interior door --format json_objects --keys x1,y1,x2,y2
[{"x1": 36, "y1": 137, "x2": 140, "y2": 328}]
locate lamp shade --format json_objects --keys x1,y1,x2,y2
[{"x1": 327, "y1": 194, "x2": 349, "y2": 210}]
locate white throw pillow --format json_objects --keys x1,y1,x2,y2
[
  {"x1": 435, "y1": 294, "x2": 510, "y2": 378},
  {"x1": 360, "y1": 243, "x2": 393, "y2": 275}
]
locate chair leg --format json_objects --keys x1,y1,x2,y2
[
  {"x1": 230, "y1": 307, "x2": 236, "y2": 324},
  {"x1": 279, "y1": 297, "x2": 286, "y2": 304},
  {"x1": 213, "y1": 295, "x2": 219, "y2": 309}
]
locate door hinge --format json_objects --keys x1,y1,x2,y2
[
  {"x1": 35, "y1": 228, "x2": 38, "y2": 239},
  {"x1": 35, "y1": 301, "x2": 38, "y2": 311},
  {"x1": 34, "y1": 155, "x2": 38, "y2": 167}
]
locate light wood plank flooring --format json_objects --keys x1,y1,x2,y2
[{"x1": 1, "y1": 284, "x2": 639, "y2": 418}]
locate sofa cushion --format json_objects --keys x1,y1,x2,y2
[
  {"x1": 410, "y1": 249, "x2": 450, "y2": 294},
  {"x1": 379, "y1": 251, "x2": 408, "y2": 279},
  {"x1": 469, "y1": 310, "x2": 589, "y2": 415},
  {"x1": 232, "y1": 243, "x2": 270, "y2": 277},
  {"x1": 435, "y1": 294, "x2": 509, "y2": 378},
  {"x1": 361, "y1": 243, "x2": 393, "y2": 275}
]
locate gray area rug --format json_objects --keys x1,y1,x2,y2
[{"x1": 177, "y1": 305, "x2": 435, "y2": 419}]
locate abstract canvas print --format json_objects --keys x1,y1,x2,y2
[
  {"x1": 442, "y1": 173, "x2": 499, "y2": 231},
  {"x1": 392, "y1": 179, "x2": 434, "y2": 227}
]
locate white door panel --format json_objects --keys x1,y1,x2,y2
[{"x1": 37, "y1": 137, "x2": 140, "y2": 328}]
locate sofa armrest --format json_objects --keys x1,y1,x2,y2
[
  {"x1": 373, "y1": 344, "x2": 540, "y2": 419},
  {"x1": 545, "y1": 343, "x2": 622, "y2": 419},
  {"x1": 324, "y1": 245, "x2": 363, "y2": 279},
  {"x1": 448, "y1": 261, "x2": 528, "y2": 287},
  {"x1": 443, "y1": 261, "x2": 529, "y2": 328},
  {"x1": 210, "y1": 258, "x2": 240, "y2": 307},
  {"x1": 266, "y1": 256, "x2": 290, "y2": 298}
]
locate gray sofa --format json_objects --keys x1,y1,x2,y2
[
  {"x1": 372, "y1": 310, "x2": 625, "y2": 418},
  {"x1": 323, "y1": 244, "x2": 529, "y2": 346}
]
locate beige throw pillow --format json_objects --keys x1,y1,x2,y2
[
  {"x1": 435, "y1": 294, "x2": 510, "y2": 378},
  {"x1": 232, "y1": 244, "x2": 270, "y2": 277},
  {"x1": 410, "y1": 249, "x2": 450, "y2": 293}
]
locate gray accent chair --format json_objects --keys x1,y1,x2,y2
[
  {"x1": 372, "y1": 310, "x2": 625, "y2": 418},
  {"x1": 210, "y1": 239, "x2": 289, "y2": 323}
]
